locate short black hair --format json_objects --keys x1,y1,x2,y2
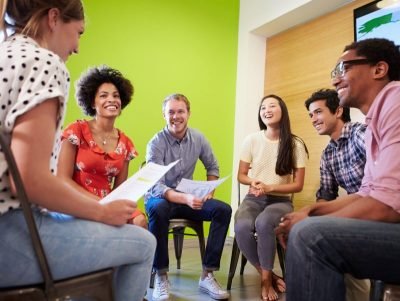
[
  {"x1": 305, "y1": 89, "x2": 350, "y2": 122},
  {"x1": 344, "y1": 38, "x2": 400, "y2": 81},
  {"x1": 75, "y1": 65, "x2": 134, "y2": 117}
]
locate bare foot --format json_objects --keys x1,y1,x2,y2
[
  {"x1": 261, "y1": 279, "x2": 279, "y2": 301},
  {"x1": 272, "y1": 272, "x2": 286, "y2": 293}
]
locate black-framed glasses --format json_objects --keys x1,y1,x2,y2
[{"x1": 330, "y1": 59, "x2": 373, "y2": 80}]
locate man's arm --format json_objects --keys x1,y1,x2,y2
[
  {"x1": 291, "y1": 192, "x2": 400, "y2": 221},
  {"x1": 309, "y1": 193, "x2": 361, "y2": 215},
  {"x1": 199, "y1": 134, "x2": 219, "y2": 178},
  {"x1": 276, "y1": 193, "x2": 400, "y2": 249},
  {"x1": 316, "y1": 150, "x2": 339, "y2": 202},
  {"x1": 276, "y1": 193, "x2": 360, "y2": 248},
  {"x1": 326, "y1": 196, "x2": 400, "y2": 222},
  {"x1": 146, "y1": 135, "x2": 171, "y2": 198}
]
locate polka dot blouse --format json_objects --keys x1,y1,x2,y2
[{"x1": 0, "y1": 34, "x2": 70, "y2": 214}]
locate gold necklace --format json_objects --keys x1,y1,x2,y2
[
  {"x1": 100, "y1": 130, "x2": 115, "y2": 145},
  {"x1": 89, "y1": 120, "x2": 116, "y2": 146}
]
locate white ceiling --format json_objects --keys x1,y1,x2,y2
[{"x1": 250, "y1": 0, "x2": 355, "y2": 37}]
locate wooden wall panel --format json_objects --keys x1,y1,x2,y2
[{"x1": 265, "y1": 0, "x2": 370, "y2": 210}]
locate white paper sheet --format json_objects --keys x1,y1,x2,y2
[
  {"x1": 99, "y1": 160, "x2": 179, "y2": 204},
  {"x1": 175, "y1": 176, "x2": 230, "y2": 198}
]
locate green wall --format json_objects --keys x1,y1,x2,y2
[{"x1": 65, "y1": 0, "x2": 239, "y2": 215}]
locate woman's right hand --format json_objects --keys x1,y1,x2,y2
[
  {"x1": 99, "y1": 200, "x2": 137, "y2": 226},
  {"x1": 249, "y1": 180, "x2": 264, "y2": 197}
]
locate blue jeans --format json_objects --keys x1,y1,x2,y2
[
  {"x1": 145, "y1": 197, "x2": 232, "y2": 274},
  {"x1": 0, "y1": 208, "x2": 156, "y2": 301},
  {"x1": 286, "y1": 216, "x2": 400, "y2": 301}
]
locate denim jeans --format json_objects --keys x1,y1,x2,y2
[
  {"x1": 145, "y1": 197, "x2": 232, "y2": 274},
  {"x1": 0, "y1": 208, "x2": 156, "y2": 301},
  {"x1": 286, "y1": 216, "x2": 400, "y2": 301}
]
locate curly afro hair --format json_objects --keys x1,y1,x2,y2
[{"x1": 75, "y1": 65, "x2": 134, "y2": 117}]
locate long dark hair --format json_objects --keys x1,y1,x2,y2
[{"x1": 258, "y1": 94, "x2": 308, "y2": 176}]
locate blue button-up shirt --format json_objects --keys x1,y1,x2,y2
[{"x1": 145, "y1": 127, "x2": 219, "y2": 200}]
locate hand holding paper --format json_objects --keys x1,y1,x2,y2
[
  {"x1": 99, "y1": 160, "x2": 179, "y2": 204},
  {"x1": 175, "y1": 176, "x2": 230, "y2": 199}
]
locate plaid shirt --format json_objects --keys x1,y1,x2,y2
[{"x1": 316, "y1": 122, "x2": 367, "y2": 201}]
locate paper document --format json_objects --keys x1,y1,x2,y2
[
  {"x1": 175, "y1": 176, "x2": 230, "y2": 198},
  {"x1": 100, "y1": 160, "x2": 179, "y2": 204}
]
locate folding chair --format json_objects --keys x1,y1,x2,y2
[
  {"x1": 226, "y1": 182, "x2": 287, "y2": 290},
  {"x1": 0, "y1": 131, "x2": 114, "y2": 301},
  {"x1": 370, "y1": 280, "x2": 400, "y2": 301}
]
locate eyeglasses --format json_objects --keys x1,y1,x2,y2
[{"x1": 330, "y1": 59, "x2": 373, "y2": 80}]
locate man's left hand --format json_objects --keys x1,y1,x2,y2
[{"x1": 275, "y1": 211, "x2": 308, "y2": 249}]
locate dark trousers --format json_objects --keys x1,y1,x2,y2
[{"x1": 145, "y1": 197, "x2": 232, "y2": 274}]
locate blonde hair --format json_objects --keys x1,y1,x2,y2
[
  {"x1": 0, "y1": 0, "x2": 84, "y2": 39},
  {"x1": 162, "y1": 93, "x2": 191, "y2": 113}
]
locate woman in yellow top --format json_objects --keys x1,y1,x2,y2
[{"x1": 234, "y1": 94, "x2": 308, "y2": 301}]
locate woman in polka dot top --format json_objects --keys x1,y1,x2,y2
[
  {"x1": 0, "y1": 1, "x2": 156, "y2": 300},
  {"x1": 58, "y1": 66, "x2": 147, "y2": 228}
]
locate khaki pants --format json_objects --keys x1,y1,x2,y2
[{"x1": 345, "y1": 274, "x2": 370, "y2": 301}]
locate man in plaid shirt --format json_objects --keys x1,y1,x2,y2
[
  {"x1": 305, "y1": 89, "x2": 366, "y2": 201},
  {"x1": 305, "y1": 88, "x2": 368, "y2": 301}
]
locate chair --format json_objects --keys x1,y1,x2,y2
[
  {"x1": 226, "y1": 182, "x2": 287, "y2": 290},
  {"x1": 149, "y1": 218, "x2": 206, "y2": 288},
  {"x1": 0, "y1": 131, "x2": 114, "y2": 301},
  {"x1": 139, "y1": 162, "x2": 206, "y2": 288},
  {"x1": 370, "y1": 280, "x2": 400, "y2": 301}
]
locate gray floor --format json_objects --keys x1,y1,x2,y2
[{"x1": 146, "y1": 238, "x2": 286, "y2": 301}]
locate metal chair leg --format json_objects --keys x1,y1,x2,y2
[
  {"x1": 276, "y1": 239, "x2": 286, "y2": 278},
  {"x1": 192, "y1": 224, "x2": 206, "y2": 261},
  {"x1": 149, "y1": 269, "x2": 156, "y2": 289},
  {"x1": 227, "y1": 237, "x2": 241, "y2": 290},
  {"x1": 239, "y1": 254, "x2": 247, "y2": 275},
  {"x1": 173, "y1": 227, "x2": 185, "y2": 270},
  {"x1": 370, "y1": 280, "x2": 385, "y2": 301}
]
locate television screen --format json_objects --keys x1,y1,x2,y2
[{"x1": 354, "y1": 0, "x2": 400, "y2": 44}]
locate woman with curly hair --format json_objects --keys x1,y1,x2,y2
[{"x1": 58, "y1": 65, "x2": 147, "y2": 227}]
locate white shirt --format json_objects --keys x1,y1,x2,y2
[{"x1": 0, "y1": 34, "x2": 70, "y2": 214}]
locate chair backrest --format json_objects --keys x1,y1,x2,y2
[{"x1": 0, "y1": 131, "x2": 56, "y2": 295}]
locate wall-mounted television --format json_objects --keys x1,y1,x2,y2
[{"x1": 354, "y1": 0, "x2": 400, "y2": 44}]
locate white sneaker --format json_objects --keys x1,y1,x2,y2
[
  {"x1": 152, "y1": 275, "x2": 170, "y2": 301},
  {"x1": 199, "y1": 272, "x2": 230, "y2": 300}
]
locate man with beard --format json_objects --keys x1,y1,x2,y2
[{"x1": 145, "y1": 93, "x2": 232, "y2": 301}]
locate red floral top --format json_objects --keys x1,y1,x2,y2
[{"x1": 62, "y1": 120, "x2": 143, "y2": 218}]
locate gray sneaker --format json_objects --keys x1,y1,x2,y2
[
  {"x1": 152, "y1": 275, "x2": 170, "y2": 301},
  {"x1": 199, "y1": 272, "x2": 230, "y2": 300}
]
